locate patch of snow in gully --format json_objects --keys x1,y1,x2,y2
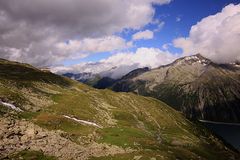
[
  {"x1": 63, "y1": 115, "x2": 102, "y2": 128},
  {"x1": 0, "y1": 101, "x2": 23, "y2": 112}
]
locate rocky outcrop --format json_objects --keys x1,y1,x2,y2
[{"x1": 0, "y1": 116, "x2": 132, "y2": 160}]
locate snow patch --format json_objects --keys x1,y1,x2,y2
[
  {"x1": 63, "y1": 115, "x2": 102, "y2": 128},
  {"x1": 0, "y1": 101, "x2": 23, "y2": 112}
]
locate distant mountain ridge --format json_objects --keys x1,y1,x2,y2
[
  {"x1": 63, "y1": 67, "x2": 151, "y2": 88},
  {"x1": 110, "y1": 54, "x2": 240, "y2": 123},
  {"x1": 63, "y1": 72, "x2": 98, "y2": 82}
]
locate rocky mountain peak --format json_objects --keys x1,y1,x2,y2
[{"x1": 173, "y1": 54, "x2": 211, "y2": 66}]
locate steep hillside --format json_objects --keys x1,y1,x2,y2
[
  {"x1": 92, "y1": 77, "x2": 117, "y2": 89},
  {"x1": 0, "y1": 59, "x2": 239, "y2": 160},
  {"x1": 111, "y1": 54, "x2": 240, "y2": 123}
]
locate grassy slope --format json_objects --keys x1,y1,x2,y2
[{"x1": 0, "y1": 59, "x2": 238, "y2": 159}]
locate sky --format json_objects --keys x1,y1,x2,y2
[{"x1": 0, "y1": 0, "x2": 240, "y2": 78}]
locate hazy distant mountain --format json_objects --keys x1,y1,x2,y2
[
  {"x1": 63, "y1": 72, "x2": 117, "y2": 89},
  {"x1": 111, "y1": 54, "x2": 240, "y2": 123},
  {"x1": 63, "y1": 72, "x2": 102, "y2": 86},
  {"x1": 63, "y1": 72, "x2": 98, "y2": 82}
]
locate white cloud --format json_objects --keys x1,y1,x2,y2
[
  {"x1": 53, "y1": 47, "x2": 179, "y2": 79},
  {"x1": 174, "y1": 3, "x2": 240, "y2": 63},
  {"x1": 56, "y1": 36, "x2": 130, "y2": 56},
  {"x1": 132, "y1": 30, "x2": 154, "y2": 40},
  {"x1": 0, "y1": 0, "x2": 171, "y2": 67}
]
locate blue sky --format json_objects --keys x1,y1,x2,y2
[{"x1": 62, "y1": 0, "x2": 240, "y2": 66}]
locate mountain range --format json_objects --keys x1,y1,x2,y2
[
  {"x1": 64, "y1": 54, "x2": 240, "y2": 123},
  {"x1": 0, "y1": 58, "x2": 239, "y2": 159}
]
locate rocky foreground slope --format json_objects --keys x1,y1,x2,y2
[
  {"x1": 111, "y1": 54, "x2": 240, "y2": 123},
  {"x1": 0, "y1": 58, "x2": 239, "y2": 159}
]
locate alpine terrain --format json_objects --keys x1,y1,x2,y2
[
  {"x1": 111, "y1": 54, "x2": 240, "y2": 123},
  {"x1": 0, "y1": 58, "x2": 239, "y2": 159}
]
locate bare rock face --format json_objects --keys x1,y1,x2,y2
[{"x1": 0, "y1": 117, "x2": 131, "y2": 160}]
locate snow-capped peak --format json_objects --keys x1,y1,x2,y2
[{"x1": 175, "y1": 54, "x2": 210, "y2": 66}]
